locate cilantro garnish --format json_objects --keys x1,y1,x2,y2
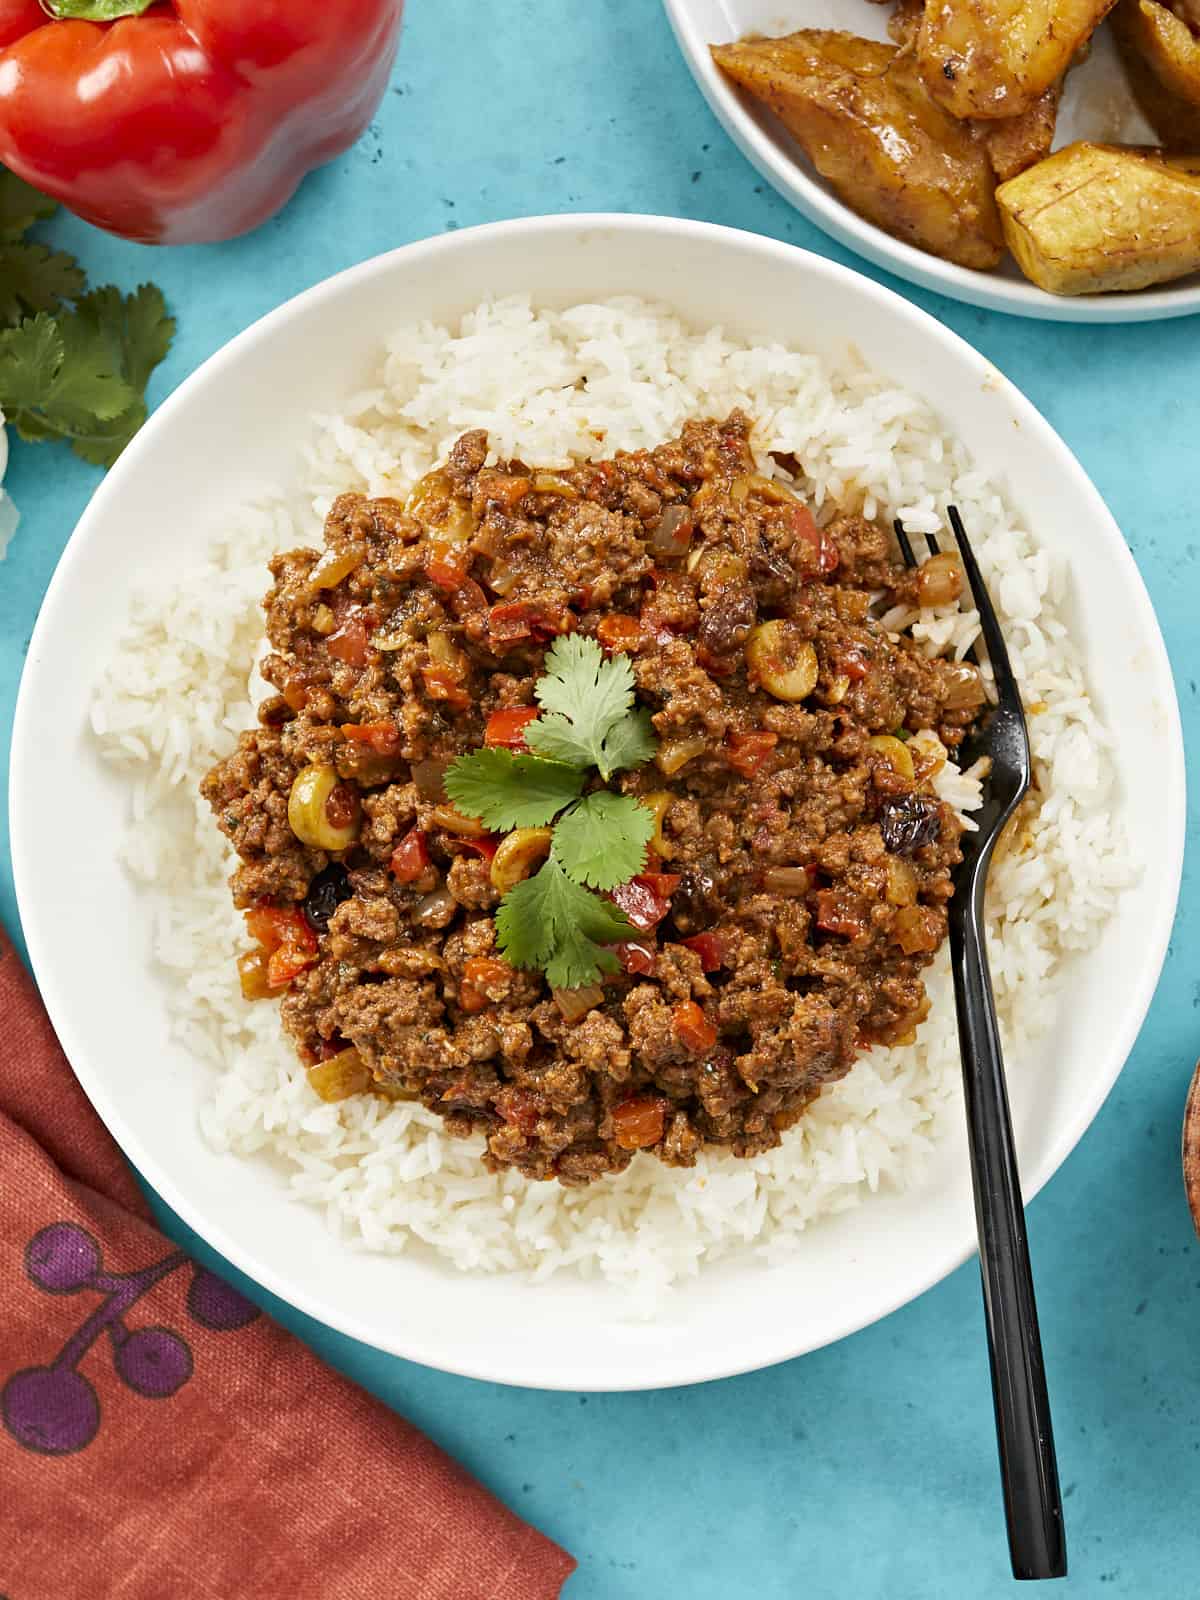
[
  {"x1": 525, "y1": 633, "x2": 657, "y2": 780},
  {"x1": 443, "y1": 635, "x2": 661, "y2": 987},
  {"x1": 445, "y1": 748, "x2": 584, "y2": 831},
  {"x1": 496, "y1": 856, "x2": 633, "y2": 990},
  {"x1": 0, "y1": 168, "x2": 174, "y2": 469},
  {"x1": 551, "y1": 791, "x2": 655, "y2": 891}
]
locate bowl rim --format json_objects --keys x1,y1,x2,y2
[
  {"x1": 10, "y1": 213, "x2": 1187, "y2": 1388},
  {"x1": 661, "y1": 0, "x2": 1200, "y2": 325}
]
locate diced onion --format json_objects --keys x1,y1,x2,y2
[
  {"x1": 941, "y1": 661, "x2": 987, "y2": 710},
  {"x1": 415, "y1": 887, "x2": 457, "y2": 927},
  {"x1": 553, "y1": 985, "x2": 605, "y2": 1022},
  {"x1": 487, "y1": 560, "x2": 520, "y2": 596},
  {"x1": 305, "y1": 544, "x2": 366, "y2": 595},
  {"x1": 656, "y1": 736, "x2": 707, "y2": 776},
  {"x1": 917, "y1": 553, "x2": 964, "y2": 608},
  {"x1": 651, "y1": 504, "x2": 694, "y2": 558}
]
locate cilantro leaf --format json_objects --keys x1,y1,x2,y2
[
  {"x1": 496, "y1": 857, "x2": 633, "y2": 989},
  {"x1": 553, "y1": 793, "x2": 654, "y2": 890},
  {"x1": 545, "y1": 924, "x2": 622, "y2": 991},
  {"x1": 0, "y1": 169, "x2": 56, "y2": 241},
  {"x1": 525, "y1": 633, "x2": 657, "y2": 779},
  {"x1": 0, "y1": 284, "x2": 174, "y2": 468},
  {"x1": 61, "y1": 285, "x2": 176, "y2": 467},
  {"x1": 598, "y1": 707, "x2": 657, "y2": 776},
  {"x1": 444, "y1": 748, "x2": 583, "y2": 831},
  {"x1": 48, "y1": 302, "x2": 137, "y2": 425},
  {"x1": 0, "y1": 242, "x2": 86, "y2": 323},
  {"x1": 76, "y1": 283, "x2": 175, "y2": 395},
  {"x1": 0, "y1": 315, "x2": 65, "y2": 410}
]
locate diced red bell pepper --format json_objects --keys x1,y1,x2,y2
[
  {"x1": 488, "y1": 601, "x2": 571, "y2": 647},
  {"x1": 637, "y1": 871, "x2": 681, "y2": 899},
  {"x1": 266, "y1": 945, "x2": 314, "y2": 988},
  {"x1": 327, "y1": 611, "x2": 370, "y2": 667},
  {"x1": 681, "y1": 932, "x2": 725, "y2": 972},
  {"x1": 611, "y1": 1096, "x2": 668, "y2": 1151},
  {"x1": 793, "y1": 505, "x2": 840, "y2": 576},
  {"x1": 0, "y1": 1, "x2": 404, "y2": 245},
  {"x1": 457, "y1": 834, "x2": 500, "y2": 863},
  {"x1": 833, "y1": 646, "x2": 870, "y2": 682},
  {"x1": 244, "y1": 903, "x2": 314, "y2": 953},
  {"x1": 613, "y1": 939, "x2": 657, "y2": 976},
  {"x1": 609, "y1": 873, "x2": 679, "y2": 932},
  {"x1": 389, "y1": 829, "x2": 430, "y2": 884},
  {"x1": 244, "y1": 903, "x2": 318, "y2": 990},
  {"x1": 814, "y1": 889, "x2": 868, "y2": 940},
  {"x1": 340, "y1": 721, "x2": 401, "y2": 755},
  {"x1": 596, "y1": 614, "x2": 643, "y2": 656},
  {"x1": 725, "y1": 730, "x2": 778, "y2": 779},
  {"x1": 459, "y1": 956, "x2": 511, "y2": 1013},
  {"x1": 481, "y1": 474, "x2": 531, "y2": 513},
  {"x1": 422, "y1": 666, "x2": 471, "y2": 710},
  {"x1": 425, "y1": 543, "x2": 471, "y2": 592},
  {"x1": 672, "y1": 1000, "x2": 718, "y2": 1054},
  {"x1": 609, "y1": 878, "x2": 669, "y2": 932},
  {"x1": 484, "y1": 707, "x2": 540, "y2": 751}
]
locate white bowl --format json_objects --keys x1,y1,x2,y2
[
  {"x1": 664, "y1": 0, "x2": 1200, "y2": 323},
  {"x1": 10, "y1": 216, "x2": 1184, "y2": 1389}
]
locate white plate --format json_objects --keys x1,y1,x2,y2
[
  {"x1": 9, "y1": 216, "x2": 1184, "y2": 1389},
  {"x1": 664, "y1": 0, "x2": 1200, "y2": 322}
]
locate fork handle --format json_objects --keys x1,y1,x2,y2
[{"x1": 950, "y1": 885, "x2": 1066, "y2": 1581}]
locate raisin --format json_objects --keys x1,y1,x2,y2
[
  {"x1": 302, "y1": 864, "x2": 353, "y2": 932},
  {"x1": 878, "y1": 795, "x2": 943, "y2": 857}
]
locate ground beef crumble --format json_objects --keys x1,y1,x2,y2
[{"x1": 201, "y1": 413, "x2": 986, "y2": 1186}]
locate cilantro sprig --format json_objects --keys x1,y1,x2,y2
[
  {"x1": 444, "y1": 634, "x2": 661, "y2": 987},
  {"x1": 524, "y1": 633, "x2": 657, "y2": 779},
  {"x1": 496, "y1": 857, "x2": 635, "y2": 990},
  {"x1": 0, "y1": 168, "x2": 174, "y2": 468}
]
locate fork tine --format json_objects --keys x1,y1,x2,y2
[
  {"x1": 947, "y1": 505, "x2": 1019, "y2": 701},
  {"x1": 893, "y1": 518, "x2": 917, "y2": 569}
]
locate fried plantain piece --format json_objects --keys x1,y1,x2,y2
[
  {"x1": 1113, "y1": 0, "x2": 1200, "y2": 145},
  {"x1": 888, "y1": 0, "x2": 926, "y2": 52},
  {"x1": 711, "y1": 30, "x2": 1004, "y2": 268},
  {"x1": 918, "y1": 0, "x2": 1117, "y2": 119},
  {"x1": 980, "y1": 81, "x2": 1063, "y2": 180},
  {"x1": 997, "y1": 139, "x2": 1200, "y2": 292}
]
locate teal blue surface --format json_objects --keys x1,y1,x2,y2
[{"x1": 3, "y1": 2, "x2": 1199, "y2": 1594}]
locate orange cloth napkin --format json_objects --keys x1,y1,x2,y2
[{"x1": 0, "y1": 932, "x2": 575, "y2": 1599}]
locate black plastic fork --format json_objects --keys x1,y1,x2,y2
[{"x1": 895, "y1": 508, "x2": 1066, "y2": 1581}]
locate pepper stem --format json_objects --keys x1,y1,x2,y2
[{"x1": 42, "y1": 0, "x2": 157, "y2": 20}]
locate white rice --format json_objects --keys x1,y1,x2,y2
[{"x1": 92, "y1": 296, "x2": 1133, "y2": 1302}]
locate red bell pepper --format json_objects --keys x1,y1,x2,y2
[
  {"x1": 0, "y1": 0, "x2": 404, "y2": 244},
  {"x1": 484, "y1": 707, "x2": 540, "y2": 751},
  {"x1": 672, "y1": 1000, "x2": 717, "y2": 1054},
  {"x1": 389, "y1": 829, "x2": 430, "y2": 884},
  {"x1": 681, "y1": 932, "x2": 725, "y2": 972},
  {"x1": 612, "y1": 939, "x2": 657, "y2": 976},
  {"x1": 609, "y1": 874, "x2": 679, "y2": 933}
]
